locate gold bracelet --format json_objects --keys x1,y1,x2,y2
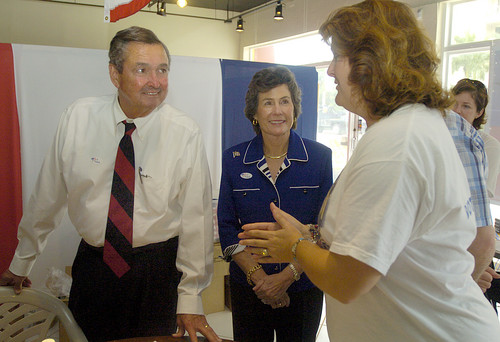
[
  {"x1": 246, "y1": 264, "x2": 262, "y2": 286},
  {"x1": 291, "y1": 237, "x2": 306, "y2": 262}
]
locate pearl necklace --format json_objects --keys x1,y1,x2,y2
[{"x1": 265, "y1": 151, "x2": 288, "y2": 159}]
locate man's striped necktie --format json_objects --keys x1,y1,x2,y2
[{"x1": 103, "y1": 121, "x2": 136, "y2": 278}]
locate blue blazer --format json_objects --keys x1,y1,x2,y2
[{"x1": 217, "y1": 130, "x2": 333, "y2": 292}]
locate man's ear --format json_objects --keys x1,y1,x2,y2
[{"x1": 109, "y1": 64, "x2": 120, "y2": 88}]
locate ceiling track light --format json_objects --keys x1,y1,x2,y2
[
  {"x1": 157, "y1": 0, "x2": 166, "y2": 16},
  {"x1": 274, "y1": 1, "x2": 283, "y2": 21},
  {"x1": 236, "y1": 17, "x2": 244, "y2": 32},
  {"x1": 177, "y1": 0, "x2": 187, "y2": 8}
]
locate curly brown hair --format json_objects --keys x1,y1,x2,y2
[
  {"x1": 319, "y1": 0, "x2": 452, "y2": 118},
  {"x1": 452, "y1": 78, "x2": 489, "y2": 129}
]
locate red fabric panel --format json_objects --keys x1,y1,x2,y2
[
  {"x1": 0, "y1": 43, "x2": 23, "y2": 274},
  {"x1": 110, "y1": 0, "x2": 150, "y2": 22}
]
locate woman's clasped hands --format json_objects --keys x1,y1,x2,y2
[{"x1": 252, "y1": 273, "x2": 291, "y2": 309}]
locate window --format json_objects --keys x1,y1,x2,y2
[
  {"x1": 244, "y1": 33, "x2": 332, "y2": 65},
  {"x1": 445, "y1": 0, "x2": 499, "y2": 45},
  {"x1": 440, "y1": 0, "x2": 500, "y2": 204},
  {"x1": 245, "y1": 33, "x2": 363, "y2": 179},
  {"x1": 316, "y1": 66, "x2": 365, "y2": 178},
  {"x1": 440, "y1": 0, "x2": 500, "y2": 89}
]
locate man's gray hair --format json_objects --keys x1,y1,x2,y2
[{"x1": 108, "y1": 26, "x2": 171, "y2": 73}]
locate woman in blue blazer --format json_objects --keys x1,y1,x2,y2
[{"x1": 217, "y1": 66, "x2": 333, "y2": 342}]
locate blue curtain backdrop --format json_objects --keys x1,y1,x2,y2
[{"x1": 220, "y1": 60, "x2": 318, "y2": 152}]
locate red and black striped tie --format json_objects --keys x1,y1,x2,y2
[{"x1": 103, "y1": 121, "x2": 136, "y2": 278}]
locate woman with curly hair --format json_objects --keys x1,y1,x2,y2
[{"x1": 239, "y1": 1, "x2": 500, "y2": 340}]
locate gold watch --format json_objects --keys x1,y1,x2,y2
[{"x1": 288, "y1": 263, "x2": 300, "y2": 281}]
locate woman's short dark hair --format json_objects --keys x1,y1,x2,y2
[
  {"x1": 109, "y1": 26, "x2": 171, "y2": 73},
  {"x1": 452, "y1": 78, "x2": 489, "y2": 129},
  {"x1": 319, "y1": 0, "x2": 452, "y2": 118},
  {"x1": 245, "y1": 66, "x2": 302, "y2": 134}
]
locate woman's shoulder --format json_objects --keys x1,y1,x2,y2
[
  {"x1": 371, "y1": 104, "x2": 445, "y2": 139},
  {"x1": 221, "y1": 139, "x2": 257, "y2": 164},
  {"x1": 301, "y1": 137, "x2": 332, "y2": 154},
  {"x1": 479, "y1": 131, "x2": 500, "y2": 150},
  {"x1": 223, "y1": 139, "x2": 253, "y2": 154},
  {"x1": 302, "y1": 138, "x2": 330, "y2": 151}
]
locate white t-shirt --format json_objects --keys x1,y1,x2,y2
[
  {"x1": 321, "y1": 104, "x2": 500, "y2": 341},
  {"x1": 479, "y1": 130, "x2": 500, "y2": 198}
]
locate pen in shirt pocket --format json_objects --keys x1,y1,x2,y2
[{"x1": 138, "y1": 166, "x2": 151, "y2": 184}]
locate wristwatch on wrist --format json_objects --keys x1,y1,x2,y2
[{"x1": 288, "y1": 263, "x2": 301, "y2": 281}]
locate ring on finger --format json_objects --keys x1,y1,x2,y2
[{"x1": 261, "y1": 248, "x2": 269, "y2": 257}]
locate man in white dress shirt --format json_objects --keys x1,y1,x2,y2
[{"x1": 0, "y1": 26, "x2": 221, "y2": 342}]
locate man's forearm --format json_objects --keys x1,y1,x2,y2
[{"x1": 468, "y1": 225, "x2": 495, "y2": 281}]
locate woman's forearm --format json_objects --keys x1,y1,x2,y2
[{"x1": 293, "y1": 239, "x2": 381, "y2": 304}]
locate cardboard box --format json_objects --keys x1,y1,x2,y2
[{"x1": 202, "y1": 243, "x2": 229, "y2": 315}]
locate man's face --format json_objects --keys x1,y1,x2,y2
[{"x1": 109, "y1": 42, "x2": 169, "y2": 119}]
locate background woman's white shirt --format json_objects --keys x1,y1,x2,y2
[{"x1": 478, "y1": 130, "x2": 500, "y2": 198}]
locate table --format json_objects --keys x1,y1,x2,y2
[{"x1": 109, "y1": 336, "x2": 233, "y2": 342}]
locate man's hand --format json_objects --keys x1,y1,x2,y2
[
  {"x1": 477, "y1": 266, "x2": 500, "y2": 293},
  {"x1": 173, "y1": 314, "x2": 222, "y2": 342},
  {"x1": 0, "y1": 269, "x2": 31, "y2": 294}
]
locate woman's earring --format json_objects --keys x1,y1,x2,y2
[{"x1": 252, "y1": 119, "x2": 258, "y2": 126}]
